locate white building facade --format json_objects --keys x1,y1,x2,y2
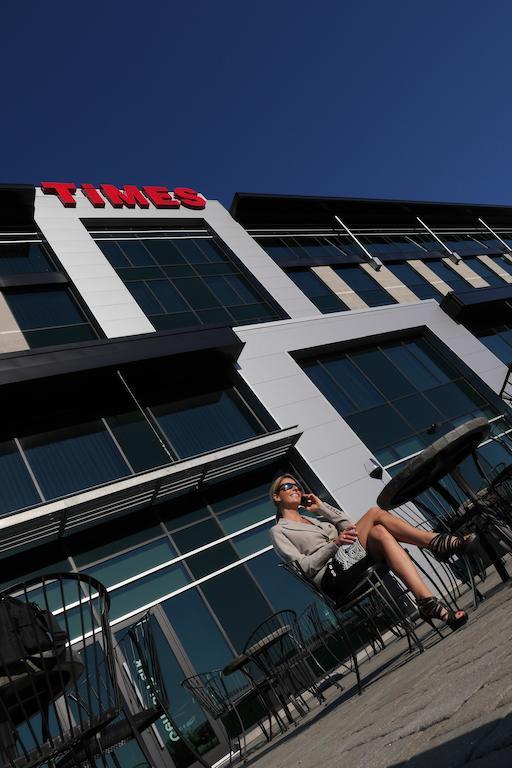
[{"x1": 0, "y1": 183, "x2": 511, "y2": 767}]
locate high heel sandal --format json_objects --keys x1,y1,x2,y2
[
  {"x1": 426, "y1": 532, "x2": 479, "y2": 562},
  {"x1": 417, "y1": 596, "x2": 468, "y2": 632}
]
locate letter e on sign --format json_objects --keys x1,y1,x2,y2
[{"x1": 142, "y1": 186, "x2": 180, "y2": 209}]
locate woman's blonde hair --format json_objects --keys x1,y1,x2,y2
[{"x1": 269, "y1": 474, "x2": 299, "y2": 521}]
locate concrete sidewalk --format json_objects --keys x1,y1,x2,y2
[{"x1": 246, "y1": 580, "x2": 512, "y2": 768}]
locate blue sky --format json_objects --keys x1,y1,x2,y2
[{"x1": 1, "y1": 1, "x2": 511, "y2": 207}]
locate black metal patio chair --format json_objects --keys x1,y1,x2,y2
[
  {"x1": 298, "y1": 602, "x2": 378, "y2": 675},
  {"x1": 281, "y1": 559, "x2": 425, "y2": 695},
  {"x1": 242, "y1": 609, "x2": 337, "y2": 721},
  {"x1": 181, "y1": 669, "x2": 270, "y2": 765},
  {"x1": 56, "y1": 611, "x2": 211, "y2": 768},
  {"x1": 0, "y1": 572, "x2": 119, "y2": 768}
]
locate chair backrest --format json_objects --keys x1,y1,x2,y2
[
  {"x1": 0, "y1": 572, "x2": 119, "y2": 768},
  {"x1": 242, "y1": 609, "x2": 301, "y2": 672},
  {"x1": 117, "y1": 613, "x2": 211, "y2": 768},
  {"x1": 181, "y1": 671, "x2": 228, "y2": 720},
  {"x1": 120, "y1": 612, "x2": 168, "y2": 714},
  {"x1": 280, "y1": 560, "x2": 333, "y2": 606}
]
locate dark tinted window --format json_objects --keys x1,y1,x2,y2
[
  {"x1": 302, "y1": 336, "x2": 502, "y2": 466},
  {"x1": 463, "y1": 257, "x2": 507, "y2": 286},
  {"x1": 427, "y1": 260, "x2": 471, "y2": 292},
  {"x1": 387, "y1": 262, "x2": 442, "y2": 300},
  {"x1": 287, "y1": 269, "x2": 348, "y2": 313},
  {"x1": 4, "y1": 288, "x2": 97, "y2": 348},
  {"x1": 94, "y1": 232, "x2": 281, "y2": 329},
  {"x1": 334, "y1": 265, "x2": 396, "y2": 307}
]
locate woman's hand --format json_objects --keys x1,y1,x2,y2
[
  {"x1": 334, "y1": 526, "x2": 358, "y2": 547},
  {"x1": 301, "y1": 492, "x2": 322, "y2": 514}
]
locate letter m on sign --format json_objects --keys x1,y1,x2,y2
[{"x1": 100, "y1": 184, "x2": 150, "y2": 209}]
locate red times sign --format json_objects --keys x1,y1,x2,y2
[{"x1": 40, "y1": 183, "x2": 206, "y2": 210}]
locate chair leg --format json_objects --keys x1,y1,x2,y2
[{"x1": 371, "y1": 574, "x2": 424, "y2": 654}]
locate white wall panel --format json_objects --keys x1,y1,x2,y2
[
  {"x1": 235, "y1": 301, "x2": 508, "y2": 519},
  {"x1": 34, "y1": 192, "x2": 321, "y2": 339}
]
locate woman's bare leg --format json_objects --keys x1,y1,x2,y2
[
  {"x1": 365, "y1": 524, "x2": 431, "y2": 598},
  {"x1": 365, "y1": 524, "x2": 466, "y2": 620},
  {"x1": 356, "y1": 506, "x2": 436, "y2": 550}
]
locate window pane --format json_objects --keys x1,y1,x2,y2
[
  {"x1": 427, "y1": 259, "x2": 471, "y2": 292},
  {"x1": 118, "y1": 240, "x2": 154, "y2": 266},
  {"x1": 335, "y1": 266, "x2": 396, "y2": 307},
  {"x1": 173, "y1": 277, "x2": 220, "y2": 309},
  {"x1": 387, "y1": 262, "x2": 442, "y2": 300},
  {"x1": 351, "y1": 348, "x2": 415, "y2": 400},
  {"x1": 232, "y1": 522, "x2": 272, "y2": 557},
  {"x1": 248, "y1": 549, "x2": 319, "y2": 615},
  {"x1": 383, "y1": 344, "x2": 443, "y2": 390},
  {"x1": 96, "y1": 241, "x2": 129, "y2": 268},
  {"x1": 200, "y1": 566, "x2": 271, "y2": 651},
  {"x1": 257, "y1": 238, "x2": 293, "y2": 265},
  {"x1": 218, "y1": 496, "x2": 273, "y2": 534},
  {"x1": 149, "y1": 620, "x2": 219, "y2": 763},
  {"x1": 5, "y1": 289, "x2": 88, "y2": 329},
  {"x1": 22, "y1": 421, "x2": 130, "y2": 499},
  {"x1": 152, "y1": 390, "x2": 262, "y2": 459},
  {"x1": 0, "y1": 440, "x2": 41, "y2": 516},
  {"x1": 109, "y1": 563, "x2": 190, "y2": 621},
  {"x1": 302, "y1": 362, "x2": 356, "y2": 416},
  {"x1": 172, "y1": 518, "x2": 237, "y2": 579},
  {"x1": 204, "y1": 275, "x2": 241, "y2": 305},
  {"x1": 345, "y1": 405, "x2": 412, "y2": 451},
  {"x1": 126, "y1": 281, "x2": 164, "y2": 315},
  {"x1": 396, "y1": 393, "x2": 444, "y2": 432},
  {"x1": 324, "y1": 357, "x2": 385, "y2": 409},
  {"x1": 93, "y1": 230, "x2": 281, "y2": 329},
  {"x1": 106, "y1": 410, "x2": 172, "y2": 471},
  {"x1": 0, "y1": 242, "x2": 55, "y2": 274},
  {"x1": 86, "y1": 538, "x2": 176, "y2": 588},
  {"x1": 162, "y1": 588, "x2": 233, "y2": 670},
  {"x1": 24, "y1": 324, "x2": 97, "y2": 348},
  {"x1": 174, "y1": 240, "x2": 209, "y2": 264},
  {"x1": 287, "y1": 270, "x2": 348, "y2": 313},
  {"x1": 149, "y1": 280, "x2": 189, "y2": 312},
  {"x1": 463, "y1": 257, "x2": 507, "y2": 286},
  {"x1": 196, "y1": 239, "x2": 228, "y2": 262},
  {"x1": 143, "y1": 239, "x2": 186, "y2": 265},
  {"x1": 301, "y1": 335, "x2": 505, "y2": 465}
]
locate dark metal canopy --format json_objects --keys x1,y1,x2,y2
[
  {"x1": 230, "y1": 192, "x2": 512, "y2": 231},
  {"x1": 440, "y1": 284, "x2": 512, "y2": 322},
  {"x1": 0, "y1": 184, "x2": 35, "y2": 228},
  {"x1": 0, "y1": 325, "x2": 243, "y2": 388}
]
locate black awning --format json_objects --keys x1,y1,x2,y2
[
  {"x1": 0, "y1": 325, "x2": 244, "y2": 388},
  {"x1": 230, "y1": 192, "x2": 512, "y2": 231},
  {"x1": 0, "y1": 184, "x2": 35, "y2": 228},
  {"x1": 440, "y1": 284, "x2": 512, "y2": 322}
]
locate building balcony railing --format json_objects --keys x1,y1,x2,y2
[{"x1": 0, "y1": 426, "x2": 302, "y2": 556}]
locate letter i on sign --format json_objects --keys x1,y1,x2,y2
[{"x1": 81, "y1": 184, "x2": 105, "y2": 207}]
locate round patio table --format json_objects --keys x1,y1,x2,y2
[
  {"x1": 377, "y1": 418, "x2": 490, "y2": 510},
  {"x1": 376, "y1": 417, "x2": 512, "y2": 584}
]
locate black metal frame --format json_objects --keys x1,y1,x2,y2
[{"x1": 0, "y1": 572, "x2": 119, "y2": 768}]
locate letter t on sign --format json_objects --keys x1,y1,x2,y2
[{"x1": 41, "y1": 182, "x2": 77, "y2": 207}]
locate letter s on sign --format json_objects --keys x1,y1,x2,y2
[{"x1": 173, "y1": 188, "x2": 206, "y2": 210}]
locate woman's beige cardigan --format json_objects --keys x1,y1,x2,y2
[{"x1": 269, "y1": 501, "x2": 354, "y2": 586}]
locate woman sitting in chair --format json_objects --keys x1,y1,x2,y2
[{"x1": 269, "y1": 475, "x2": 478, "y2": 631}]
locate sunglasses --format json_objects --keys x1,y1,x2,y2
[{"x1": 277, "y1": 482, "x2": 302, "y2": 493}]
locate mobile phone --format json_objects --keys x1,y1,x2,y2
[{"x1": 301, "y1": 495, "x2": 312, "y2": 507}]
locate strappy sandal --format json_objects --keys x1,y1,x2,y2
[
  {"x1": 417, "y1": 596, "x2": 468, "y2": 632},
  {"x1": 426, "y1": 532, "x2": 479, "y2": 562}
]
